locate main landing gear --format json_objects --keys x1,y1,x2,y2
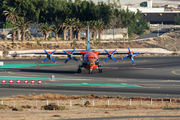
[
  {"x1": 77, "y1": 65, "x2": 82, "y2": 73},
  {"x1": 98, "y1": 65, "x2": 102, "y2": 73},
  {"x1": 98, "y1": 68, "x2": 102, "y2": 73}
]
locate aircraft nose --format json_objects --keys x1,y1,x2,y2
[{"x1": 89, "y1": 60, "x2": 95, "y2": 66}]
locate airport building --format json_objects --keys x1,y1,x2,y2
[{"x1": 122, "y1": 0, "x2": 180, "y2": 24}]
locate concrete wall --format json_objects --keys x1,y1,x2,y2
[{"x1": 101, "y1": 34, "x2": 124, "y2": 39}]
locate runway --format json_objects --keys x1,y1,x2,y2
[{"x1": 0, "y1": 56, "x2": 180, "y2": 98}]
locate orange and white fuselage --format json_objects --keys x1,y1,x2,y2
[{"x1": 80, "y1": 51, "x2": 100, "y2": 70}]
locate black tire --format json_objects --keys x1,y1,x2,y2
[
  {"x1": 99, "y1": 69, "x2": 102, "y2": 73},
  {"x1": 77, "y1": 69, "x2": 81, "y2": 73},
  {"x1": 89, "y1": 70, "x2": 93, "y2": 74}
]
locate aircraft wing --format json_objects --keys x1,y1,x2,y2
[
  {"x1": 10, "y1": 50, "x2": 83, "y2": 55},
  {"x1": 97, "y1": 47, "x2": 172, "y2": 64},
  {"x1": 97, "y1": 50, "x2": 172, "y2": 55},
  {"x1": 10, "y1": 49, "x2": 84, "y2": 63}
]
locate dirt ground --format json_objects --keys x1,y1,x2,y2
[{"x1": 0, "y1": 94, "x2": 180, "y2": 120}]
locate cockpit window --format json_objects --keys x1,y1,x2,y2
[{"x1": 87, "y1": 57, "x2": 96, "y2": 59}]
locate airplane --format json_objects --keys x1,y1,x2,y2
[{"x1": 10, "y1": 26, "x2": 171, "y2": 74}]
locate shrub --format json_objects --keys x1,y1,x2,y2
[
  {"x1": 94, "y1": 39, "x2": 100, "y2": 45},
  {"x1": 117, "y1": 95, "x2": 121, "y2": 98},
  {"x1": 84, "y1": 101, "x2": 90, "y2": 106},
  {"x1": 73, "y1": 40, "x2": 77, "y2": 45},
  {"x1": 3, "y1": 49, "x2": 9, "y2": 57},
  {"x1": 12, "y1": 42, "x2": 16, "y2": 46},
  {"x1": 37, "y1": 40, "x2": 41, "y2": 46},
  {"x1": 47, "y1": 34, "x2": 52, "y2": 41},
  {"x1": 163, "y1": 102, "x2": 169, "y2": 109},
  {"x1": 42, "y1": 103, "x2": 59, "y2": 110},
  {"x1": 59, "y1": 106, "x2": 66, "y2": 110},
  {"x1": 42, "y1": 103, "x2": 66, "y2": 110},
  {"x1": 75, "y1": 103, "x2": 81, "y2": 106}
]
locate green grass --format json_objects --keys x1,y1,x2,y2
[{"x1": 75, "y1": 103, "x2": 81, "y2": 106}]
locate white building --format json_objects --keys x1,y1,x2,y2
[
  {"x1": 121, "y1": 6, "x2": 164, "y2": 13},
  {"x1": 147, "y1": 0, "x2": 152, "y2": 8}
]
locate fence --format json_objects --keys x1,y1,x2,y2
[{"x1": 1, "y1": 98, "x2": 179, "y2": 110}]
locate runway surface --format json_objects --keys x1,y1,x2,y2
[{"x1": 0, "y1": 56, "x2": 180, "y2": 98}]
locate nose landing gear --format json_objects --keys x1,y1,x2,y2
[{"x1": 89, "y1": 69, "x2": 93, "y2": 74}]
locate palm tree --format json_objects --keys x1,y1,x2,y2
[
  {"x1": 61, "y1": 23, "x2": 68, "y2": 41},
  {"x1": 65, "y1": 18, "x2": 78, "y2": 41},
  {"x1": 15, "y1": 17, "x2": 31, "y2": 41},
  {"x1": 12, "y1": 29, "x2": 16, "y2": 42},
  {"x1": 75, "y1": 21, "x2": 85, "y2": 41},
  {"x1": 90, "y1": 20, "x2": 98, "y2": 41},
  {"x1": 2, "y1": 7, "x2": 19, "y2": 22},
  {"x1": 3, "y1": 7, "x2": 19, "y2": 41},
  {"x1": 38, "y1": 23, "x2": 52, "y2": 41},
  {"x1": 52, "y1": 25, "x2": 60, "y2": 41},
  {"x1": 95, "y1": 21, "x2": 104, "y2": 40}
]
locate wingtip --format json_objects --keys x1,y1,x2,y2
[
  {"x1": 116, "y1": 61, "x2": 118, "y2": 63},
  {"x1": 121, "y1": 57, "x2": 123, "y2": 60},
  {"x1": 103, "y1": 61, "x2": 105, "y2": 64},
  {"x1": 41, "y1": 61, "x2": 44, "y2": 63},
  {"x1": 133, "y1": 64, "x2": 135, "y2": 65}
]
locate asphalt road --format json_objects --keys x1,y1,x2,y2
[
  {"x1": 59, "y1": 115, "x2": 180, "y2": 120},
  {"x1": 0, "y1": 56, "x2": 180, "y2": 98},
  {"x1": 136, "y1": 28, "x2": 170, "y2": 39}
]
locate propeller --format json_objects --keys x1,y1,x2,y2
[
  {"x1": 122, "y1": 47, "x2": 139, "y2": 65},
  {"x1": 63, "y1": 48, "x2": 78, "y2": 63},
  {"x1": 103, "y1": 49, "x2": 118, "y2": 63},
  {"x1": 42, "y1": 49, "x2": 56, "y2": 63}
]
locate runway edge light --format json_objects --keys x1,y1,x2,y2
[
  {"x1": 31, "y1": 80, "x2": 34, "y2": 84},
  {"x1": 38, "y1": 80, "x2": 42, "y2": 84},
  {"x1": 17, "y1": 80, "x2": 20, "y2": 84},
  {"x1": 9, "y1": 79, "x2": 13, "y2": 83},
  {"x1": 24, "y1": 80, "x2": 28, "y2": 84},
  {"x1": 2, "y1": 79, "x2": 5, "y2": 83}
]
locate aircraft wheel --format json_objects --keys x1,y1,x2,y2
[
  {"x1": 99, "y1": 69, "x2": 102, "y2": 73},
  {"x1": 89, "y1": 69, "x2": 93, "y2": 74},
  {"x1": 77, "y1": 68, "x2": 81, "y2": 73}
]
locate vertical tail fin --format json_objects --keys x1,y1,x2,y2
[{"x1": 86, "y1": 25, "x2": 91, "y2": 51}]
